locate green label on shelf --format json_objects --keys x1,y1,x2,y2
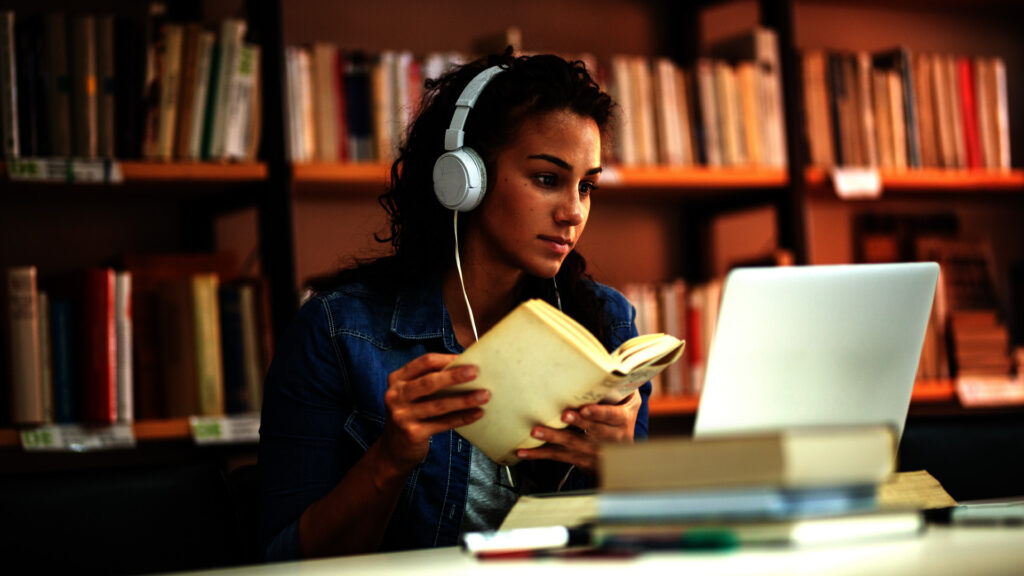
[
  {"x1": 189, "y1": 413, "x2": 260, "y2": 445},
  {"x1": 20, "y1": 424, "x2": 136, "y2": 452},
  {"x1": 7, "y1": 157, "x2": 124, "y2": 184}
]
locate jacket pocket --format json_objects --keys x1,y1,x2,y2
[{"x1": 344, "y1": 409, "x2": 385, "y2": 451}]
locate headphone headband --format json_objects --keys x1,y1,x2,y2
[{"x1": 444, "y1": 65, "x2": 505, "y2": 151}]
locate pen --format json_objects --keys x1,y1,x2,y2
[{"x1": 476, "y1": 547, "x2": 639, "y2": 561}]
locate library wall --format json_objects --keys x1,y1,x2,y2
[{"x1": 279, "y1": 0, "x2": 667, "y2": 58}]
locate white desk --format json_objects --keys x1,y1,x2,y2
[{"x1": 184, "y1": 525, "x2": 1024, "y2": 575}]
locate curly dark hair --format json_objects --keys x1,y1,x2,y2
[{"x1": 318, "y1": 49, "x2": 617, "y2": 337}]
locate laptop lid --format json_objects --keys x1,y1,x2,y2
[{"x1": 693, "y1": 262, "x2": 939, "y2": 442}]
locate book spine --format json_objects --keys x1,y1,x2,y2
[
  {"x1": 155, "y1": 23, "x2": 183, "y2": 161},
  {"x1": 174, "y1": 24, "x2": 200, "y2": 160},
  {"x1": 95, "y1": 14, "x2": 115, "y2": 158},
  {"x1": 219, "y1": 283, "x2": 247, "y2": 413},
  {"x1": 45, "y1": 13, "x2": 71, "y2": 157},
  {"x1": 6, "y1": 266, "x2": 44, "y2": 425},
  {"x1": 49, "y1": 298, "x2": 77, "y2": 423},
  {"x1": 186, "y1": 31, "x2": 214, "y2": 160},
  {"x1": 192, "y1": 274, "x2": 224, "y2": 416},
  {"x1": 993, "y1": 58, "x2": 1011, "y2": 170},
  {"x1": 115, "y1": 271, "x2": 133, "y2": 423},
  {"x1": 957, "y1": 57, "x2": 982, "y2": 170},
  {"x1": 38, "y1": 291, "x2": 54, "y2": 423},
  {"x1": 14, "y1": 15, "x2": 45, "y2": 157},
  {"x1": 0, "y1": 11, "x2": 19, "y2": 159},
  {"x1": 208, "y1": 19, "x2": 246, "y2": 160},
  {"x1": 82, "y1": 267, "x2": 116, "y2": 425},
  {"x1": 224, "y1": 43, "x2": 258, "y2": 160},
  {"x1": 71, "y1": 14, "x2": 98, "y2": 159}
]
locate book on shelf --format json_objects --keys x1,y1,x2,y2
[
  {"x1": 82, "y1": 267, "x2": 117, "y2": 425},
  {"x1": 802, "y1": 46, "x2": 1011, "y2": 171},
  {"x1": 158, "y1": 273, "x2": 224, "y2": 418},
  {"x1": 123, "y1": 252, "x2": 235, "y2": 419},
  {"x1": 114, "y1": 271, "x2": 133, "y2": 423},
  {"x1": 0, "y1": 10, "x2": 18, "y2": 160},
  {"x1": 219, "y1": 280, "x2": 264, "y2": 414},
  {"x1": 48, "y1": 297, "x2": 77, "y2": 423},
  {"x1": 599, "y1": 425, "x2": 895, "y2": 493},
  {"x1": 95, "y1": 14, "x2": 115, "y2": 158},
  {"x1": 709, "y1": 26, "x2": 787, "y2": 169},
  {"x1": 0, "y1": 6, "x2": 259, "y2": 162},
  {"x1": 5, "y1": 266, "x2": 44, "y2": 425},
  {"x1": 444, "y1": 298, "x2": 684, "y2": 465}
]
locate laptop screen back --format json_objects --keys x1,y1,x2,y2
[{"x1": 693, "y1": 262, "x2": 939, "y2": 441}]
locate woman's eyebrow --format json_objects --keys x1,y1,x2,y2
[{"x1": 527, "y1": 154, "x2": 603, "y2": 175}]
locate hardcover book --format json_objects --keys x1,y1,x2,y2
[{"x1": 445, "y1": 299, "x2": 684, "y2": 466}]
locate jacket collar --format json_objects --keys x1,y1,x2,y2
[{"x1": 390, "y1": 280, "x2": 463, "y2": 352}]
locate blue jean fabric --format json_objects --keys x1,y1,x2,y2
[{"x1": 258, "y1": 279, "x2": 650, "y2": 560}]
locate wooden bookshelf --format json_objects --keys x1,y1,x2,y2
[
  {"x1": 120, "y1": 162, "x2": 268, "y2": 181},
  {"x1": 1, "y1": 161, "x2": 268, "y2": 182},
  {"x1": 291, "y1": 162, "x2": 787, "y2": 189},
  {"x1": 132, "y1": 418, "x2": 192, "y2": 441},
  {"x1": 607, "y1": 166, "x2": 787, "y2": 189},
  {"x1": 648, "y1": 395, "x2": 701, "y2": 416},
  {"x1": 647, "y1": 381, "x2": 957, "y2": 418},
  {"x1": 805, "y1": 167, "x2": 1024, "y2": 195}
]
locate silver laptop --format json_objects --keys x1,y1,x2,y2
[{"x1": 694, "y1": 262, "x2": 939, "y2": 442}]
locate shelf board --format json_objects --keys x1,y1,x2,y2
[
  {"x1": 0, "y1": 160, "x2": 268, "y2": 182},
  {"x1": 133, "y1": 418, "x2": 192, "y2": 440},
  {"x1": 606, "y1": 166, "x2": 787, "y2": 189},
  {"x1": 291, "y1": 162, "x2": 788, "y2": 190},
  {"x1": 120, "y1": 161, "x2": 267, "y2": 181},
  {"x1": 805, "y1": 166, "x2": 1024, "y2": 195},
  {"x1": 648, "y1": 395, "x2": 700, "y2": 416},
  {"x1": 0, "y1": 418, "x2": 204, "y2": 448},
  {"x1": 647, "y1": 381, "x2": 955, "y2": 418},
  {"x1": 292, "y1": 162, "x2": 391, "y2": 183}
]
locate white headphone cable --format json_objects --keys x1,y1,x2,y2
[
  {"x1": 453, "y1": 211, "x2": 479, "y2": 342},
  {"x1": 454, "y1": 211, "x2": 513, "y2": 489}
]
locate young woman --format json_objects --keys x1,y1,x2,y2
[{"x1": 259, "y1": 51, "x2": 651, "y2": 560}]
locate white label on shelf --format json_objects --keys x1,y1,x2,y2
[
  {"x1": 189, "y1": 413, "x2": 261, "y2": 445},
  {"x1": 7, "y1": 157, "x2": 123, "y2": 184},
  {"x1": 956, "y1": 376, "x2": 1024, "y2": 408},
  {"x1": 20, "y1": 423, "x2": 136, "y2": 452},
  {"x1": 831, "y1": 167, "x2": 882, "y2": 199}
]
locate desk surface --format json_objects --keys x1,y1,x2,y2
[{"x1": 185, "y1": 525, "x2": 1024, "y2": 576}]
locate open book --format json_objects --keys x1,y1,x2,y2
[{"x1": 445, "y1": 299, "x2": 685, "y2": 465}]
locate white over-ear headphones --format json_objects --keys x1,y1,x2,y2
[{"x1": 433, "y1": 65, "x2": 505, "y2": 212}]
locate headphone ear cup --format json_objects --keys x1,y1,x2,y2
[{"x1": 433, "y1": 147, "x2": 487, "y2": 212}]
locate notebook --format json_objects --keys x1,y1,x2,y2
[{"x1": 694, "y1": 262, "x2": 939, "y2": 442}]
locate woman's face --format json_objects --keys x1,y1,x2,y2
[{"x1": 469, "y1": 109, "x2": 602, "y2": 280}]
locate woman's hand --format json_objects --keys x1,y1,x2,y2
[
  {"x1": 514, "y1": 390, "x2": 642, "y2": 472},
  {"x1": 378, "y1": 353, "x2": 489, "y2": 472}
]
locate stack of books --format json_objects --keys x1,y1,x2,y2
[{"x1": 465, "y1": 426, "x2": 935, "y2": 556}]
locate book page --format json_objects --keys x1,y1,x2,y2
[
  {"x1": 878, "y1": 470, "x2": 957, "y2": 510},
  {"x1": 499, "y1": 493, "x2": 598, "y2": 531}
]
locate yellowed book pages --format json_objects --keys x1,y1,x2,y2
[
  {"x1": 878, "y1": 470, "x2": 958, "y2": 510},
  {"x1": 447, "y1": 299, "x2": 684, "y2": 465}
]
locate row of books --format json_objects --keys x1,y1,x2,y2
[
  {"x1": 802, "y1": 48, "x2": 1011, "y2": 171},
  {"x1": 3, "y1": 258, "x2": 271, "y2": 427},
  {"x1": 472, "y1": 426, "x2": 938, "y2": 556},
  {"x1": 284, "y1": 45, "x2": 461, "y2": 164},
  {"x1": 0, "y1": 5, "x2": 261, "y2": 162},
  {"x1": 914, "y1": 238, "x2": 1013, "y2": 381},
  {"x1": 623, "y1": 278, "x2": 723, "y2": 398},
  {"x1": 608, "y1": 27, "x2": 787, "y2": 169},
  {"x1": 282, "y1": 26, "x2": 787, "y2": 169}
]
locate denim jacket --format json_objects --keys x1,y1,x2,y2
[{"x1": 258, "y1": 278, "x2": 650, "y2": 560}]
